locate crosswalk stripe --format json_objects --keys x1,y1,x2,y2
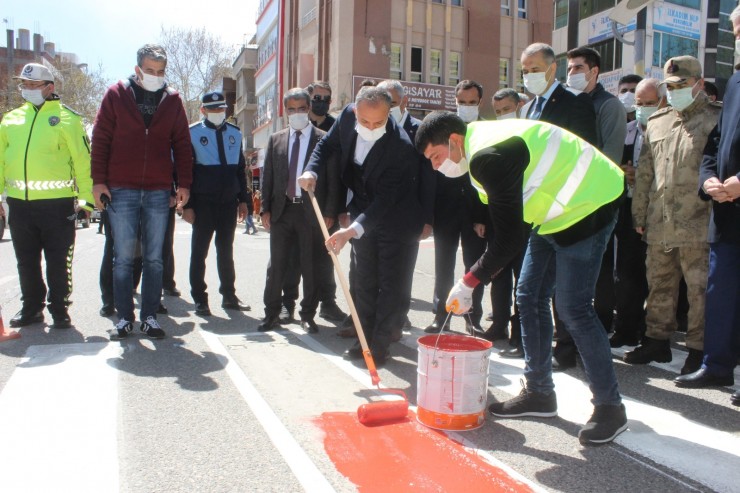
[{"x1": 0, "y1": 343, "x2": 122, "y2": 493}]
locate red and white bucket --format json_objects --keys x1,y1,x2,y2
[{"x1": 417, "y1": 334, "x2": 492, "y2": 431}]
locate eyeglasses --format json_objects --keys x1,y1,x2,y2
[{"x1": 18, "y1": 82, "x2": 50, "y2": 90}]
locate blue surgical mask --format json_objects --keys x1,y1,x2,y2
[
  {"x1": 667, "y1": 81, "x2": 699, "y2": 112},
  {"x1": 635, "y1": 105, "x2": 658, "y2": 126}
]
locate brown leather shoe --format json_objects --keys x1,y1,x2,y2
[{"x1": 337, "y1": 327, "x2": 358, "y2": 338}]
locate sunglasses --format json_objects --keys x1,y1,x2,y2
[{"x1": 312, "y1": 96, "x2": 330, "y2": 103}]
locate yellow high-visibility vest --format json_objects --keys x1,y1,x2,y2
[{"x1": 466, "y1": 119, "x2": 624, "y2": 235}]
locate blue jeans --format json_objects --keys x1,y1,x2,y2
[
  {"x1": 516, "y1": 214, "x2": 621, "y2": 406},
  {"x1": 703, "y1": 242, "x2": 740, "y2": 376},
  {"x1": 107, "y1": 189, "x2": 170, "y2": 322}
]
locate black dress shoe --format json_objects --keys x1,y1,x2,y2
[
  {"x1": 50, "y1": 313, "x2": 72, "y2": 329},
  {"x1": 157, "y1": 302, "x2": 168, "y2": 315},
  {"x1": 9, "y1": 310, "x2": 44, "y2": 328},
  {"x1": 257, "y1": 316, "x2": 280, "y2": 332},
  {"x1": 674, "y1": 368, "x2": 734, "y2": 388},
  {"x1": 609, "y1": 332, "x2": 640, "y2": 348},
  {"x1": 680, "y1": 349, "x2": 703, "y2": 375},
  {"x1": 163, "y1": 287, "x2": 181, "y2": 297},
  {"x1": 732, "y1": 390, "x2": 740, "y2": 406},
  {"x1": 424, "y1": 319, "x2": 451, "y2": 333},
  {"x1": 99, "y1": 305, "x2": 115, "y2": 317},
  {"x1": 319, "y1": 302, "x2": 347, "y2": 322},
  {"x1": 343, "y1": 344, "x2": 364, "y2": 360},
  {"x1": 301, "y1": 319, "x2": 319, "y2": 334},
  {"x1": 222, "y1": 296, "x2": 251, "y2": 311},
  {"x1": 500, "y1": 347, "x2": 524, "y2": 359},
  {"x1": 195, "y1": 302, "x2": 212, "y2": 316},
  {"x1": 552, "y1": 355, "x2": 577, "y2": 371},
  {"x1": 279, "y1": 306, "x2": 294, "y2": 323}
]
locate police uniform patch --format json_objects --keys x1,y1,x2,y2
[
  {"x1": 49, "y1": 116, "x2": 60, "y2": 126},
  {"x1": 200, "y1": 136, "x2": 209, "y2": 146},
  {"x1": 229, "y1": 135, "x2": 236, "y2": 144}
]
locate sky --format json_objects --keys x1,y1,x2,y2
[{"x1": 2, "y1": 0, "x2": 258, "y2": 84}]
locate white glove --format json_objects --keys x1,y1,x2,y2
[{"x1": 446, "y1": 279, "x2": 474, "y2": 315}]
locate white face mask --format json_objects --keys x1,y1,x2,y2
[
  {"x1": 206, "y1": 112, "x2": 226, "y2": 126},
  {"x1": 456, "y1": 104, "x2": 479, "y2": 123},
  {"x1": 735, "y1": 39, "x2": 740, "y2": 57},
  {"x1": 21, "y1": 88, "x2": 47, "y2": 106},
  {"x1": 635, "y1": 105, "x2": 658, "y2": 126},
  {"x1": 389, "y1": 106, "x2": 403, "y2": 123},
  {"x1": 667, "y1": 81, "x2": 698, "y2": 112},
  {"x1": 523, "y1": 67, "x2": 552, "y2": 96},
  {"x1": 138, "y1": 71, "x2": 165, "y2": 92},
  {"x1": 619, "y1": 91, "x2": 636, "y2": 112},
  {"x1": 497, "y1": 111, "x2": 517, "y2": 120},
  {"x1": 289, "y1": 112, "x2": 310, "y2": 130},
  {"x1": 438, "y1": 140, "x2": 469, "y2": 178},
  {"x1": 355, "y1": 122, "x2": 386, "y2": 142},
  {"x1": 566, "y1": 72, "x2": 591, "y2": 92}
]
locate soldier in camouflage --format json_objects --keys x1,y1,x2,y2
[{"x1": 625, "y1": 56, "x2": 720, "y2": 376}]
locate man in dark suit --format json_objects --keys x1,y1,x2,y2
[
  {"x1": 520, "y1": 42, "x2": 598, "y2": 368},
  {"x1": 259, "y1": 88, "x2": 337, "y2": 334},
  {"x1": 377, "y1": 79, "x2": 435, "y2": 337},
  {"x1": 675, "y1": 6, "x2": 740, "y2": 401},
  {"x1": 299, "y1": 86, "x2": 424, "y2": 365}
]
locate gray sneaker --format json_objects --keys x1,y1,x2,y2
[
  {"x1": 488, "y1": 381, "x2": 557, "y2": 418},
  {"x1": 578, "y1": 403, "x2": 628, "y2": 446}
]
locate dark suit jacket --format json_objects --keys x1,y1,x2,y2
[
  {"x1": 261, "y1": 125, "x2": 337, "y2": 223},
  {"x1": 403, "y1": 115, "x2": 435, "y2": 226},
  {"x1": 305, "y1": 104, "x2": 423, "y2": 242},
  {"x1": 700, "y1": 70, "x2": 740, "y2": 244},
  {"x1": 522, "y1": 83, "x2": 597, "y2": 145}
]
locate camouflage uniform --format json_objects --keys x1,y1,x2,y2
[{"x1": 632, "y1": 93, "x2": 720, "y2": 350}]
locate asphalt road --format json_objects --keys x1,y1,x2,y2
[{"x1": 0, "y1": 217, "x2": 738, "y2": 493}]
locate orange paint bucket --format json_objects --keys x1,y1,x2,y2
[{"x1": 417, "y1": 334, "x2": 493, "y2": 431}]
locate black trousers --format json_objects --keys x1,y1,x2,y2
[
  {"x1": 8, "y1": 197, "x2": 76, "y2": 316},
  {"x1": 397, "y1": 241, "x2": 420, "y2": 329},
  {"x1": 352, "y1": 230, "x2": 409, "y2": 354},
  {"x1": 613, "y1": 202, "x2": 648, "y2": 338},
  {"x1": 490, "y1": 246, "x2": 527, "y2": 341},
  {"x1": 99, "y1": 210, "x2": 145, "y2": 308},
  {"x1": 432, "y1": 219, "x2": 486, "y2": 324},
  {"x1": 263, "y1": 204, "x2": 318, "y2": 320},
  {"x1": 189, "y1": 199, "x2": 238, "y2": 303},
  {"x1": 282, "y1": 222, "x2": 339, "y2": 309},
  {"x1": 162, "y1": 206, "x2": 177, "y2": 291}
]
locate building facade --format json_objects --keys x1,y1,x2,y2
[
  {"x1": 244, "y1": 0, "x2": 552, "y2": 170},
  {"x1": 553, "y1": 0, "x2": 738, "y2": 96}
]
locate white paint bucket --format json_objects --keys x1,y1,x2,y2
[{"x1": 417, "y1": 334, "x2": 493, "y2": 431}]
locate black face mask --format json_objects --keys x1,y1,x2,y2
[{"x1": 311, "y1": 100, "x2": 329, "y2": 117}]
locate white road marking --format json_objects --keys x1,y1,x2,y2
[
  {"x1": 199, "y1": 329, "x2": 337, "y2": 493},
  {"x1": 0, "y1": 275, "x2": 18, "y2": 286},
  {"x1": 0, "y1": 342, "x2": 122, "y2": 493}
]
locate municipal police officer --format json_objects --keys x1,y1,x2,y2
[
  {"x1": 183, "y1": 91, "x2": 250, "y2": 316},
  {"x1": 0, "y1": 63, "x2": 93, "y2": 329}
]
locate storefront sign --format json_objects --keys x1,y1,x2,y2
[
  {"x1": 653, "y1": 3, "x2": 701, "y2": 40},
  {"x1": 587, "y1": 10, "x2": 636, "y2": 44},
  {"x1": 352, "y1": 76, "x2": 457, "y2": 112}
]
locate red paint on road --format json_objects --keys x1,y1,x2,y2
[{"x1": 314, "y1": 411, "x2": 534, "y2": 492}]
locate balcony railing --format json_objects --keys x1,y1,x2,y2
[{"x1": 300, "y1": 7, "x2": 317, "y2": 29}]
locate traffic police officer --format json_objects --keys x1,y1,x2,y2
[
  {"x1": 0, "y1": 63, "x2": 93, "y2": 329},
  {"x1": 183, "y1": 91, "x2": 250, "y2": 316}
]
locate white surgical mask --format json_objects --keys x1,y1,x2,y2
[
  {"x1": 139, "y1": 72, "x2": 165, "y2": 92},
  {"x1": 456, "y1": 104, "x2": 479, "y2": 123},
  {"x1": 566, "y1": 72, "x2": 590, "y2": 92},
  {"x1": 438, "y1": 140, "x2": 469, "y2": 178},
  {"x1": 289, "y1": 112, "x2": 310, "y2": 130},
  {"x1": 21, "y1": 88, "x2": 46, "y2": 106},
  {"x1": 635, "y1": 105, "x2": 659, "y2": 126},
  {"x1": 735, "y1": 39, "x2": 740, "y2": 57},
  {"x1": 523, "y1": 67, "x2": 551, "y2": 96},
  {"x1": 667, "y1": 82, "x2": 698, "y2": 112},
  {"x1": 619, "y1": 92, "x2": 636, "y2": 112},
  {"x1": 206, "y1": 112, "x2": 226, "y2": 126},
  {"x1": 497, "y1": 111, "x2": 517, "y2": 120},
  {"x1": 389, "y1": 106, "x2": 403, "y2": 123},
  {"x1": 355, "y1": 122, "x2": 386, "y2": 142}
]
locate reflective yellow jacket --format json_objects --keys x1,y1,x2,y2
[{"x1": 0, "y1": 96, "x2": 93, "y2": 205}]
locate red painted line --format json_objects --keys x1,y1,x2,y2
[{"x1": 313, "y1": 411, "x2": 534, "y2": 493}]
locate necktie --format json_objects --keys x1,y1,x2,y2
[
  {"x1": 288, "y1": 130, "x2": 302, "y2": 198},
  {"x1": 529, "y1": 96, "x2": 545, "y2": 120}
]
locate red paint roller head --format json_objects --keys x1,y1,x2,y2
[{"x1": 357, "y1": 400, "x2": 409, "y2": 425}]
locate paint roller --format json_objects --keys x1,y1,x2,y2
[{"x1": 307, "y1": 190, "x2": 409, "y2": 425}]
